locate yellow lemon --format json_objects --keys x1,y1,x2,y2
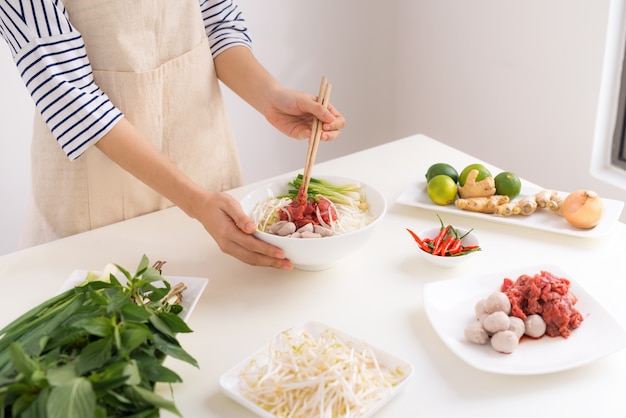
[{"x1": 427, "y1": 175, "x2": 458, "y2": 205}]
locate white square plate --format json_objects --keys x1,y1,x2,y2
[
  {"x1": 422, "y1": 264, "x2": 626, "y2": 375},
  {"x1": 219, "y1": 321, "x2": 414, "y2": 418},
  {"x1": 58, "y1": 270, "x2": 208, "y2": 322},
  {"x1": 396, "y1": 180, "x2": 624, "y2": 238}
]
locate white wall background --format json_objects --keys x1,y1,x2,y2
[
  {"x1": 395, "y1": 0, "x2": 619, "y2": 209},
  {"x1": 0, "y1": 41, "x2": 33, "y2": 255},
  {"x1": 1, "y1": 0, "x2": 624, "y2": 256}
]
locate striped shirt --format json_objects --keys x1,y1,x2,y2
[{"x1": 0, "y1": 0, "x2": 251, "y2": 159}]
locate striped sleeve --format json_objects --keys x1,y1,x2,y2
[
  {"x1": 0, "y1": 0, "x2": 123, "y2": 160},
  {"x1": 200, "y1": 0, "x2": 251, "y2": 57}
]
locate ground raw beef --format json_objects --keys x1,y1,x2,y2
[
  {"x1": 280, "y1": 195, "x2": 337, "y2": 229},
  {"x1": 500, "y1": 270, "x2": 584, "y2": 338}
]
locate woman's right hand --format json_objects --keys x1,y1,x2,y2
[{"x1": 196, "y1": 191, "x2": 294, "y2": 270}]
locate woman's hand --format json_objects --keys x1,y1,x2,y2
[
  {"x1": 214, "y1": 46, "x2": 346, "y2": 141},
  {"x1": 263, "y1": 87, "x2": 346, "y2": 141},
  {"x1": 196, "y1": 191, "x2": 294, "y2": 270}
]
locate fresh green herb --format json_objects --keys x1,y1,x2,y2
[{"x1": 0, "y1": 255, "x2": 197, "y2": 418}]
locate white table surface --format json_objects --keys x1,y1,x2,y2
[{"x1": 1, "y1": 133, "x2": 625, "y2": 417}]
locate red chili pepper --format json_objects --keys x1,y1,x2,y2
[
  {"x1": 410, "y1": 215, "x2": 481, "y2": 257},
  {"x1": 438, "y1": 235, "x2": 455, "y2": 256},
  {"x1": 447, "y1": 238, "x2": 462, "y2": 255},
  {"x1": 406, "y1": 228, "x2": 430, "y2": 253},
  {"x1": 432, "y1": 225, "x2": 450, "y2": 254},
  {"x1": 408, "y1": 218, "x2": 481, "y2": 257},
  {"x1": 452, "y1": 245, "x2": 481, "y2": 256},
  {"x1": 432, "y1": 238, "x2": 443, "y2": 255}
]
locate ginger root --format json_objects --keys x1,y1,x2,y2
[
  {"x1": 534, "y1": 189, "x2": 558, "y2": 208},
  {"x1": 455, "y1": 195, "x2": 509, "y2": 214},
  {"x1": 516, "y1": 196, "x2": 538, "y2": 215},
  {"x1": 546, "y1": 194, "x2": 564, "y2": 215},
  {"x1": 458, "y1": 169, "x2": 496, "y2": 198},
  {"x1": 495, "y1": 202, "x2": 521, "y2": 216}
]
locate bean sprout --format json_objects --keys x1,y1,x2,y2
[
  {"x1": 251, "y1": 195, "x2": 373, "y2": 236},
  {"x1": 238, "y1": 328, "x2": 408, "y2": 417},
  {"x1": 251, "y1": 197, "x2": 294, "y2": 233}
]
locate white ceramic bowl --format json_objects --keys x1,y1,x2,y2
[
  {"x1": 413, "y1": 226, "x2": 480, "y2": 268},
  {"x1": 240, "y1": 175, "x2": 387, "y2": 271}
]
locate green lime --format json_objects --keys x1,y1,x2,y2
[
  {"x1": 425, "y1": 163, "x2": 459, "y2": 184},
  {"x1": 427, "y1": 174, "x2": 458, "y2": 205},
  {"x1": 459, "y1": 163, "x2": 492, "y2": 186},
  {"x1": 494, "y1": 171, "x2": 522, "y2": 200}
]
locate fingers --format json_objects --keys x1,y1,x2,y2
[
  {"x1": 306, "y1": 98, "x2": 345, "y2": 141},
  {"x1": 225, "y1": 231, "x2": 294, "y2": 270},
  {"x1": 319, "y1": 103, "x2": 345, "y2": 141},
  {"x1": 230, "y1": 209, "x2": 257, "y2": 235},
  {"x1": 205, "y1": 194, "x2": 293, "y2": 270}
]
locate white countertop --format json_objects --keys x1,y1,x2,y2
[{"x1": 1, "y1": 133, "x2": 625, "y2": 417}]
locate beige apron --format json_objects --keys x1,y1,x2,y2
[{"x1": 20, "y1": 0, "x2": 243, "y2": 247}]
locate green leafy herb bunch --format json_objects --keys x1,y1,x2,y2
[{"x1": 0, "y1": 255, "x2": 198, "y2": 418}]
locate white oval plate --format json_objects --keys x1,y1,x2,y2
[{"x1": 422, "y1": 264, "x2": 626, "y2": 375}]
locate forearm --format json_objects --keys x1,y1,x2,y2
[
  {"x1": 213, "y1": 46, "x2": 281, "y2": 114},
  {"x1": 94, "y1": 118, "x2": 208, "y2": 220}
]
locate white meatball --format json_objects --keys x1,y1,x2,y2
[
  {"x1": 490, "y1": 330, "x2": 519, "y2": 354},
  {"x1": 296, "y1": 223, "x2": 314, "y2": 234},
  {"x1": 464, "y1": 321, "x2": 489, "y2": 345},
  {"x1": 273, "y1": 221, "x2": 297, "y2": 236},
  {"x1": 313, "y1": 225, "x2": 334, "y2": 237},
  {"x1": 524, "y1": 314, "x2": 547, "y2": 338},
  {"x1": 268, "y1": 220, "x2": 289, "y2": 234},
  {"x1": 482, "y1": 311, "x2": 510, "y2": 334},
  {"x1": 508, "y1": 316, "x2": 525, "y2": 339},
  {"x1": 474, "y1": 298, "x2": 487, "y2": 318},
  {"x1": 484, "y1": 292, "x2": 511, "y2": 315}
]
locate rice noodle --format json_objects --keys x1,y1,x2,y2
[{"x1": 238, "y1": 328, "x2": 407, "y2": 418}]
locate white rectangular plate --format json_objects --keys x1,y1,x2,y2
[
  {"x1": 58, "y1": 270, "x2": 208, "y2": 322},
  {"x1": 396, "y1": 180, "x2": 624, "y2": 238},
  {"x1": 423, "y1": 264, "x2": 626, "y2": 375},
  {"x1": 220, "y1": 321, "x2": 414, "y2": 418}
]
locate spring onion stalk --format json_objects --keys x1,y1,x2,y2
[
  {"x1": 288, "y1": 175, "x2": 366, "y2": 209},
  {"x1": 238, "y1": 328, "x2": 408, "y2": 418}
]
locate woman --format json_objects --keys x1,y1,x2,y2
[{"x1": 0, "y1": 0, "x2": 346, "y2": 270}]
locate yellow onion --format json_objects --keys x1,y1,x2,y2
[{"x1": 561, "y1": 190, "x2": 604, "y2": 229}]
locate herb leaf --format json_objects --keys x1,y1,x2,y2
[{"x1": 46, "y1": 377, "x2": 96, "y2": 418}]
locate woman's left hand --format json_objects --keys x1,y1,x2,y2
[{"x1": 264, "y1": 87, "x2": 346, "y2": 141}]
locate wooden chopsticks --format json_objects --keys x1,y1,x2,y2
[{"x1": 301, "y1": 76, "x2": 333, "y2": 200}]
